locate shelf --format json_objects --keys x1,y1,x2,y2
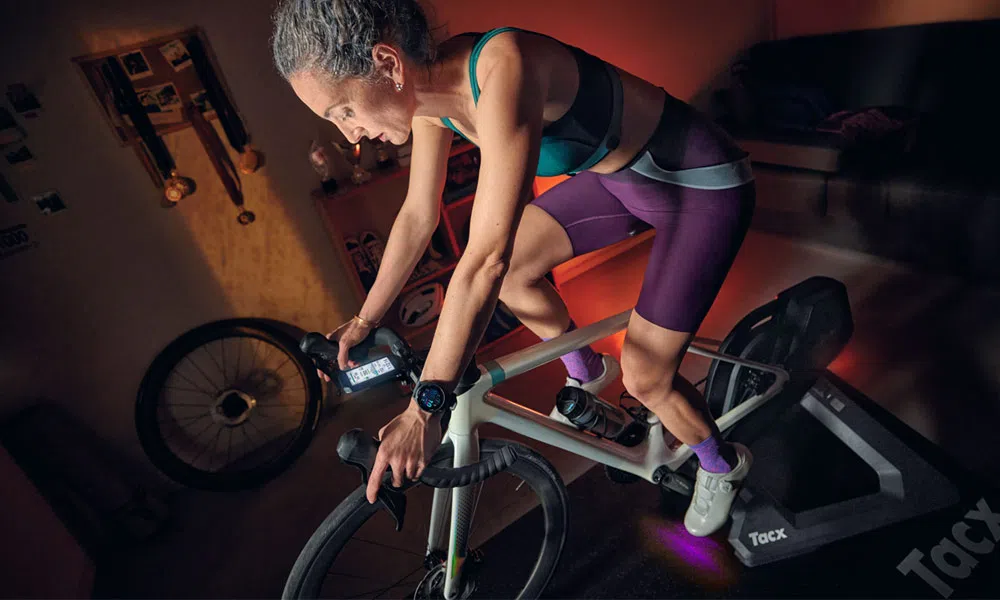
[
  {"x1": 400, "y1": 261, "x2": 458, "y2": 296},
  {"x1": 443, "y1": 193, "x2": 475, "y2": 210},
  {"x1": 315, "y1": 140, "x2": 477, "y2": 202}
]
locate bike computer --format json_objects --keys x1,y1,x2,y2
[{"x1": 337, "y1": 354, "x2": 406, "y2": 394}]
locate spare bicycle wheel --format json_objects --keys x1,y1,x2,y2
[{"x1": 136, "y1": 319, "x2": 323, "y2": 491}]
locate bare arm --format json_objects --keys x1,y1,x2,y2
[
  {"x1": 355, "y1": 116, "x2": 453, "y2": 325},
  {"x1": 418, "y1": 39, "x2": 544, "y2": 389}
]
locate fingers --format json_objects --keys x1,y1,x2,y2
[
  {"x1": 410, "y1": 460, "x2": 427, "y2": 480},
  {"x1": 316, "y1": 369, "x2": 330, "y2": 383},
  {"x1": 337, "y1": 343, "x2": 349, "y2": 371},
  {"x1": 366, "y1": 451, "x2": 389, "y2": 504},
  {"x1": 391, "y1": 456, "x2": 405, "y2": 489}
]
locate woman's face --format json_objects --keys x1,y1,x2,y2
[{"x1": 290, "y1": 52, "x2": 413, "y2": 146}]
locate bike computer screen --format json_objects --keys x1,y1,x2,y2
[
  {"x1": 337, "y1": 354, "x2": 404, "y2": 393},
  {"x1": 346, "y1": 356, "x2": 396, "y2": 385}
]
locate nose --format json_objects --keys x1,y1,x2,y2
[{"x1": 334, "y1": 124, "x2": 363, "y2": 145}]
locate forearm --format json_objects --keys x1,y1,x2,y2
[
  {"x1": 357, "y1": 207, "x2": 437, "y2": 323},
  {"x1": 418, "y1": 257, "x2": 506, "y2": 389}
]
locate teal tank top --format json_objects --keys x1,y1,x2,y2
[{"x1": 440, "y1": 27, "x2": 623, "y2": 177}]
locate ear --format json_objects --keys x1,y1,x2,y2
[{"x1": 371, "y1": 43, "x2": 403, "y2": 84}]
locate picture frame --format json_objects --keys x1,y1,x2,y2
[{"x1": 72, "y1": 27, "x2": 235, "y2": 146}]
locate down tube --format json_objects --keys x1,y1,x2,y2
[{"x1": 444, "y1": 430, "x2": 479, "y2": 599}]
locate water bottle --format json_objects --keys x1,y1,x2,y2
[{"x1": 555, "y1": 386, "x2": 631, "y2": 440}]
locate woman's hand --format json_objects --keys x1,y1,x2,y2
[
  {"x1": 366, "y1": 404, "x2": 442, "y2": 504},
  {"x1": 316, "y1": 317, "x2": 375, "y2": 382}
]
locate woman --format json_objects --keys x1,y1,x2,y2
[{"x1": 272, "y1": 0, "x2": 755, "y2": 537}]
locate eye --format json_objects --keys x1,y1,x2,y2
[{"x1": 342, "y1": 108, "x2": 354, "y2": 121}]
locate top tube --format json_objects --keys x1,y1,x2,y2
[{"x1": 479, "y1": 309, "x2": 633, "y2": 387}]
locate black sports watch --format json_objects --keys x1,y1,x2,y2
[{"x1": 413, "y1": 380, "x2": 456, "y2": 415}]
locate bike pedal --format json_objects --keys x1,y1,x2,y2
[
  {"x1": 659, "y1": 472, "x2": 694, "y2": 497},
  {"x1": 605, "y1": 465, "x2": 641, "y2": 485}
]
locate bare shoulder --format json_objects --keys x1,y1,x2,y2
[
  {"x1": 474, "y1": 29, "x2": 562, "y2": 91},
  {"x1": 413, "y1": 114, "x2": 447, "y2": 131}
]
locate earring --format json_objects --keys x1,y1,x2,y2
[{"x1": 395, "y1": 82, "x2": 403, "y2": 92}]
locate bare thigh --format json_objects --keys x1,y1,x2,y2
[{"x1": 506, "y1": 204, "x2": 575, "y2": 282}]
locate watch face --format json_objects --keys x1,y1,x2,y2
[{"x1": 417, "y1": 384, "x2": 446, "y2": 412}]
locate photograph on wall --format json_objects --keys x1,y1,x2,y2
[
  {"x1": 190, "y1": 89, "x2": 213, "y2": 114},
  {"x1": 5, "y1": 83, "x2": 42, "y2": 118},
  {"x1": 32, "y1": 190, "x2": 67, "y2": 215},
  {"x1": 0, "y1": 106, "x2": 26, "y2": 146},
  {"x1": 4, "y1": 145, "x2": 35, "y2": 169},
  {"x1": 159, "y1": 39, "x2": 193, "y2": 72},
  {"x1": 0, "y1": 224, "x2": 39, "y2": 260},
  {"x1": 136, "y1": 82, "x2": 184, "y2": 125},
  {"x1": 118, "y1": 49, "x2": 154, "y2": 81},
  {"x1": 0, "y1": 172, "x2": 19, "y2": 203}
]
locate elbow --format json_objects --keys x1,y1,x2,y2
[
  {"x1": 480, "y1": 255, "x2": 509, "y2": 283},
  {"x1": 462, "y1": 252, "x2": 510, "y2": 287}
]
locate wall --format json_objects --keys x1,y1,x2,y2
[
  {"x1": 775, "y1": 0, "x2": 1000, "y2": 38},
  {"x1": 0, "y1": 0, "x2": 772, "y2": 473},
  {"x1": 0, "y1": 0, "x2": 361, "y2": 469}
]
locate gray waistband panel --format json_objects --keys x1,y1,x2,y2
[{"x1": 629, "y1": 153, "x2": 754, "y2": 190}]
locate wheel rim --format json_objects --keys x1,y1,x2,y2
[
  {"x1": 137, "y1": 321, "x2": 321, "y2": 489},
  {"x1": 302, "y1": 447, "x2": 560, "y2": 599}
]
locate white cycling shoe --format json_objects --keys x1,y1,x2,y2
[
  {"x1": 548, "y1": 354, "x2": 621, "y2": 425},
  {"x1": 684, "y1": 442, "x2": 753, "y2": 537}
]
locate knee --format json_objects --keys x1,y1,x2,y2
[
  {"x1": 621, "y1": 364, "x2": 674, "y2": 405},
  {"x1": 500, "y1": 257, "x2": 544, "y2": 292}
]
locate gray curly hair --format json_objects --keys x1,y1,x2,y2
[{"x1": 271, "y1": 0, "x2": 438, "y2": 82}]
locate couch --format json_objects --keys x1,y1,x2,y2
[{"x1": 713, "y1": 18, "x2": 1000, "y2": 281}]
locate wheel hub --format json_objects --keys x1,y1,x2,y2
[
  {"x1": 413, "y1": 552, "x2": 481, "y2": 600},
  {"x1": 211, "y1": 389, "x2": 256, "y2": 426}
]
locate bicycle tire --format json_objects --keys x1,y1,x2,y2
[
  {"x1": 282, "y1": 439, "x2": 568, "y2": 600},
  {"x1": 135, "y1": 318, "x2": 323, "y2": 491}
]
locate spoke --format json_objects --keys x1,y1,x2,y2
[
  {"x1": 164, "y1": 416, "x2": 217, "y2": 454},
  {"x1": 170, "y1": 369, "x2": 214, "y2": 398},
  {"x1": 269, "y1": 353, "x2": 293, "y2": 377},
  {"x1": 191, "y1": 426, "x2": 224, "y2": 469},
  {"x1": 220, "y1": 337, "x2": 228, "y2": 387},
  {"x1": 257, "y1": 340, "x2": 275, "y2": 372},
  {"x1": 163, "y1": 402, "x2": 214, "y2": 408},
  {"x1": 184, "y1": 353, "x2": 222, "y2": 393},
  {"x1": 354, "y1": 537, "x2": 426, "y2": 560},
  {"x1": 246, "y1": 418, "x2": 276, "y2": 451},
  {"x1": 200, "y1": 341, "x2": 228, "y2": 387},
  {"x1": 250, "y1": 414, "x2": 302, "y2": 427},
  {"x1": 256, "y1": 398, "x2": 305, "y2": 408},
  {"x1": 226, "y1": 427, "x2": 234, "y2": 468},
  {"x1": 247, "y1": 338, "x2": 260, "y2": 376},
  {"x1": 242, "y1": 420, "x2": 260, "y2": 450},
  {"x1": 159, "y1": 413, "x2": 211, "y2": 426},
  {"x1": 238, "y1": 426, "x2": 255, "y2": 463},
  {"x1": 469, "y1": 480, "x2": 487, "y2": 542},
  {"x1": 234, "y1": 337, "x2": 244, "y2": 384},
  {"x1": 346, "y1": 565, "x2": 425, "y2": 600},
  {"x1": 330, "y1": 572, "x2": 385, "y2": 581},
  {"x1": 163, "y1": 385, "x2": 216, "y2": 397}
]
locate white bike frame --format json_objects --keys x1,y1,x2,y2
[{"x1": 427, "y1": 308, "x2": 789, "y2": 599}]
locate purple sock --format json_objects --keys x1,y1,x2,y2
[
  {"x1": 691, "y1": 433, "x2": 737, "y2": 474},
  {"x1": 543, "y1": 320, "x2": 605, "y2": 383}
]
